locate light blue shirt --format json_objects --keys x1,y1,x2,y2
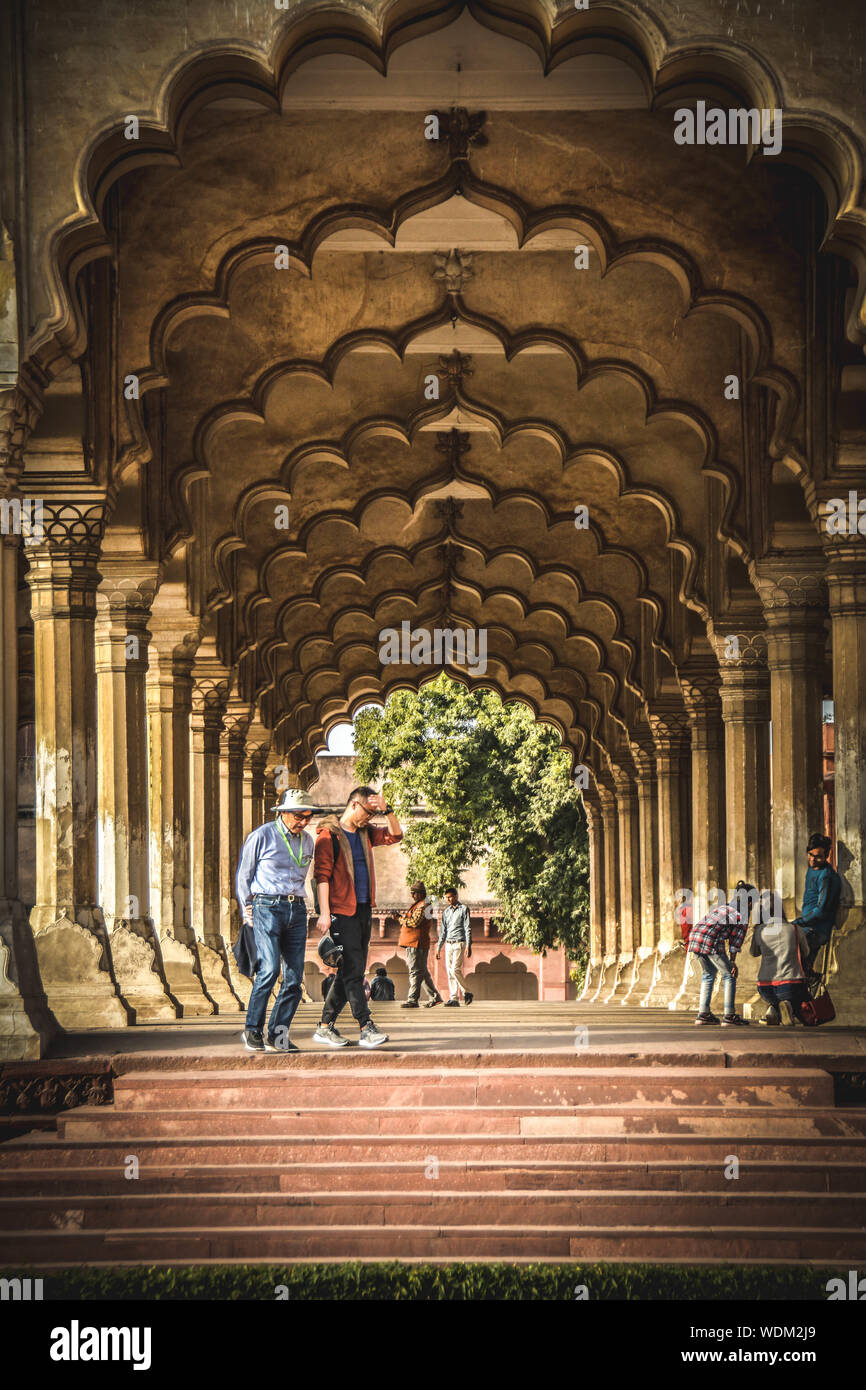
[
  {"x1": 438, "y1": 903, "x2": 471, "y2": 949},
  {"x1": 236, "y1": 820, "x2": 314, "y2": 910}
]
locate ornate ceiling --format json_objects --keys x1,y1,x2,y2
[{"x1": 12, "y1": 2, "x2": 864, "y2": 781}]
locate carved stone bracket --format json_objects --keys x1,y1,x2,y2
[
  {"x1": 0, "y1": 383, "x2": 42, "y2": 493},
  {"x1": 439, "y1": 350, "x2": 473, "y2": 391},
  {"x1": 432, "y1": 107, "x2": 487, "y2": 161},
  {"x1": 432, "y1": 248, "x2": 474, "y2": 295}
]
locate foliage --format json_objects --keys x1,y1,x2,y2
[
  {"x1": 352, "y1": 675, "x2": 589, "y2": 955},
  {"x1": 12, "y1": 1261, "x2": 840, "y2": 1301}
]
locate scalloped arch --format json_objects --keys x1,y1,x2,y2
[{"x1": 28, "y1": 0, "x2": 866, "y2": 377}]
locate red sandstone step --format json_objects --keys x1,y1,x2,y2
[
  {"x1": 3, "y1": 1223, "x2": 866, "y2": 1263},
  {"x1": 4, "y1": 1159, "x2": 864, "y2": 1196},
  {"x1": 4, "y1": 1132, "x2": 866, "y2": 1167},
  {"x1": 53, "y1": 1103, "x2": 866, "y2": 1141},
  {"x1": 110, "y1": 1066, "x2": 837, "y2": 1110},
  {"x1": 103, "y1": 1048, "x2": 865, "y2": 1074},
  {"x1": 3, "y1": 1189, "x2": 865, "y2": 1233}
]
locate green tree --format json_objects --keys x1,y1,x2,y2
[{"x1": 352, "y1": 674, "x2": 589, "y2": 958}]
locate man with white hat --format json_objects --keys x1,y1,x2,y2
[{"x1": 235, "y1": 787, "x2": 317, "y2": 1053}]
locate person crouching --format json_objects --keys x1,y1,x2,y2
[
  {"x1": 749, "y1": 891, "x2": 810, "y2": 1026},
  {"x1": 687, "y1": 881, "x2": 753, "y2": 1026}
]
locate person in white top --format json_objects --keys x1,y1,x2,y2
[{"x1": 749, "y1": 892, "x2": 811, "y2": 1026}]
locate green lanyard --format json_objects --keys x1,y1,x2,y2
[{"x1": 276, "y1": 819, "x2": 306, "y2": 867}]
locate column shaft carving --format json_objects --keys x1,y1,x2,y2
[
  {"x1": 714, "y1": 626, "x2": 772, "y2": 896},
  {"x1": 190, "y1": 648, "x2": 242, "y2": 1013},
  {"x1": 754, "y1": 565, "x2": 827, "y2": 913},
  {"x1": 826, "y1": 547, "x2": 866, "y2": 916},
  {"x1": 25, "y1": 501, "x2": 128, "y2": 1028},
  {"x1": 649, "y1": 709, "x2": 691, "y2": 949},
  {"x1": 0, "y1": 536, "x2": 56, "y2": 1056},
  {"x1": 146, "y1": 619, "x2": 213, "y2": 1017},
  {"x1": 94, "y1": 561, "x2": 179, "y2": 1022},
  {"x1": 579, "y1": 787, "x2": 604, "y2": 1001},
  {"x1": 682, "y1": 676, "x2": 726, "y2": 923}
]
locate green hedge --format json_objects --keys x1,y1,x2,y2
[{"x1": 2, "y1": 1262, "x2": 842, "y2": 1301}]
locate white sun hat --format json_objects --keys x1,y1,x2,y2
[{"x1": 272, "y1": 788, "x2": 318, "y2": 814}]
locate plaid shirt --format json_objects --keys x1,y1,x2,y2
[{"x1": 687, "y1": 904, "x2": 748, "y2": 957}]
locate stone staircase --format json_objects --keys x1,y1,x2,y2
[{"x1": 1, "y1": 1046, "x2": 865, "y2": 1265}]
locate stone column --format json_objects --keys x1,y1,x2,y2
[
  {"x1": 579, "y1": 786, "x2": 605, "y2": 1000},
  {"x1": 645, "y1": 707, "x2": 691, "y2": 1005},
  {"x1": 220, "y1": 701, "x2": 250, "y2": 947},
  {"x1": 145, "y1": 614, "x2": 213, "y2": 1017},
  {"x1": 0, "y1": 533, "x2": 56, "y2": 1056},
  {"x1": 715, "y1": 628, "x2": 772, "y2": 896},
  {"x1": 26, "y1": 500, "x2": 128, "y2": 1027},
  {"x1": 681, "y1": 675, "x2": 726, "y2": 923},
  {"x1": 610, "y1": 766, "x2": 640, "y2": 999},
  {"x1": 220, "y1": 700, "x2": 252, "y2": 1006},
  {"x1": 190, "y1": 648, "x2": 242, "y2": 1012},
  {"x1": 753, "y1": 565, "x2": 827, "y2": 915},
  {"x1": 242, "y1": 719, "x2": 270, "y2": 840},
  {"x1": 94, "y1": 562, "x2": 176, "y2": 1021},
  {"x1": 597, "y1": 784, "x2": 620, "y2": 998},
  {"x1": 625, "y1": 741, "x2": 659, "y2": 1002},
  {"x1": 824, "y1": 544, "x2": 866, "y2": 1019}
]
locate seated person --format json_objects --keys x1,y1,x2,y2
[
  {"x1": 793, "y1": 833, "x2": 841, "y2": 969},
  {"x1": 369, "y1": 965, "x2": 395, "y2": 1002},
  {"x1": 750, "y1": 892, "x2": 811, "y2": 1026}
]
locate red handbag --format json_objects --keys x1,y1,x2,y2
[{"x1": 796, "y1": 941, "x2": 836, "y2": 1026}]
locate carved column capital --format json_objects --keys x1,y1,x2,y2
[
  {"x1": 824, "y1": 542, "x2": 866, "y2": 620},
  {"x1": 752, "y1": 565, "x2": 827, "y2": 615},
  {"x1": 191, "y1": 677, "x2": 230, "y2": 717},
  {"x1": 680, "y1": 671, "x2": 724, "y2": 751},
  {"x1": 96, "y1": 562, "x2": 160, "y2": 628},
  {"x1": 221, "y1": 700, "x2": 252, "y2": 760},
  {"x1": 24, "y1": 499, "x2": 110, "y2": 621},
  {"x1": 648, "y1": 707, "x2": 690, "y2": 749}
]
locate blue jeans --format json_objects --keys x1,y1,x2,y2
[
  {"x1": 245, "y1": 896, "x2": 308, "y2": 1036},
  {"x1": 758, "y1": 982, "x2": 808, "y2": 1009},
  {"x1": 798, "y1": 921, "x2": 832, "y2": 967},
  {"x1": 697, "y1": 952, "x2": 735, "y2": 1015}
]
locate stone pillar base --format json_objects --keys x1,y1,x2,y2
[
  {"x1": 108, "y1": 923, "x2": 179, "y2": 1023},
  {"x1": 620, "y1": 947, "x2": 656, "y2": 1004},
  {"x1": 819, "y1": 914, "x2": 866, "y2": 1026},
  {"x1": 592, "y1": 956, "x2": 618, "y2": 1001},
  {"x1": 160, "y1": 937, "x2": 215, "y2": 1018},
  {"x1": 641, "y1": 942, "x2": 688, "y2": 1008},
  {"x1": 608, "y1": 954, "x2": 636, "y2": 1000},
  {"x1": 0, "y1": 900, "x2": 59, "y2": 1059},
  {"x1": 669, "y1": 949, "x2": 703, "y2": 1011},
  {"x1": 32, "y1": 916, "x2": 131, "y2": 1029},
  {"x1": 578, "y1": 961, "x2": 603, "y2": 1000},
  {"x1": 198, "y1": 942, "x2": 244, "y2": 1013}
]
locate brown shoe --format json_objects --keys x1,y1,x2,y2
[{"x1": 423, "y1": 996, "x2": 442, "y2": 1008}]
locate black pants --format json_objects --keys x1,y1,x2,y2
[{"x1": 321, "y1": 904, "x2": 372, "y2": 1030}]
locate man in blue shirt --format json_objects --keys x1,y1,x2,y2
[
  {"x1": 436, "y1": 888, "x2": 473, "y2": 1006},
  {"x1": 793, "y1": 832, "x2": 842, "y2": 969},
  {"x1": 235, "y1": 787, "x2": 316, "y2": 1053}
]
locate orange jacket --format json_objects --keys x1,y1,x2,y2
[
  {"x1": 398, "y1": 899, "x2": 430, "y2": 950},
  {"x1": 314, "y1": 814, "x2": 402, "y2": 916}
]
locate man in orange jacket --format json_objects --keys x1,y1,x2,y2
[
  {"x1": 398, "y1": 880, "x2": 443, "y2": 1009},
  {"x1": 312, "y1": 786, "x2": 403, "y2": 1049}
]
